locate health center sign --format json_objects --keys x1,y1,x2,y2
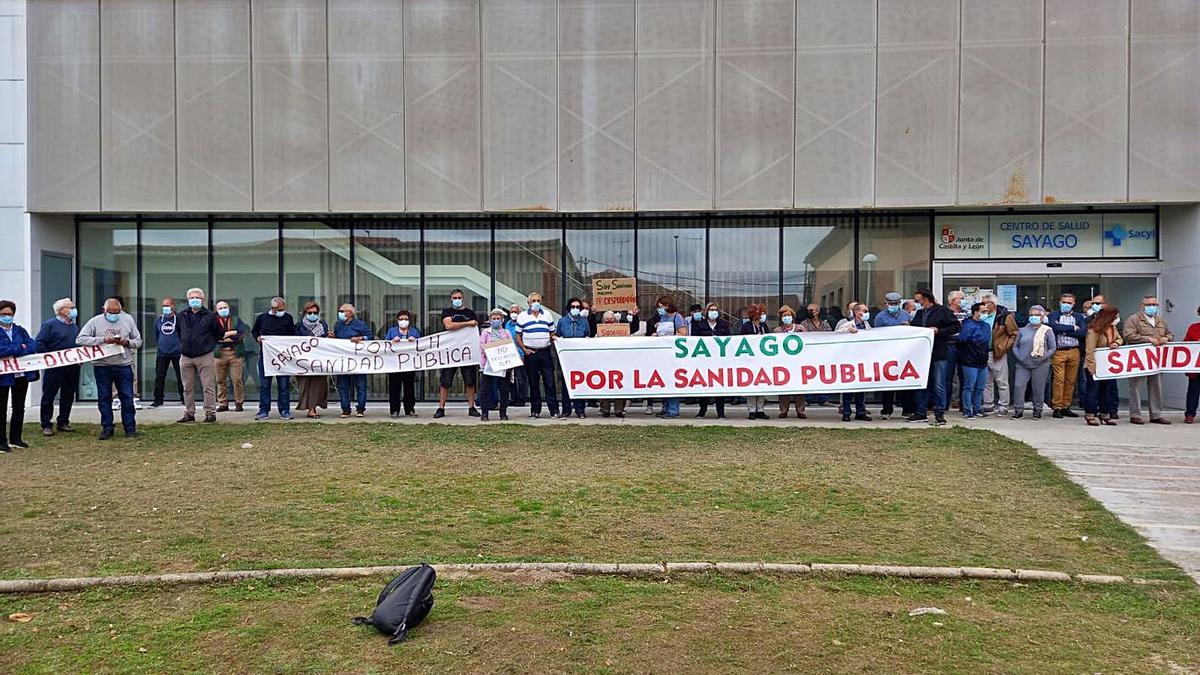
[
  {"x1": 935, "y1": 213, "x2": 1156, "y2": 259},
  {"x1": 556, "y1": 326, "x2": 934, "y2": 399}
]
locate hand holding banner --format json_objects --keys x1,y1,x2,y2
[
  {"x1": 0, "y1": 344, "x2": 126, "y2": 375},
  {"x1": 482, "y1": 338, "x2": 522, "y2": 376},
  {"x1": 1093, "y1": 342, "x2": 1200, "y2": 380}
]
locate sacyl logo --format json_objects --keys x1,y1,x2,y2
[{"x1": 1104, "y1": 223, "x2": 1154, "y2": 247}]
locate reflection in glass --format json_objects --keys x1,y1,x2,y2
[
  {"x1": 283, "y1": 222, "x2": 352, "y2": 330},
  {"x1": 565, "y1": 218, "x2": 635, "y2": 304},
  {"x1": 354, "y1": 224, "x2": 421, "y2": 399},
  {"x1": 214, "y1": 221, "x2": 282, "y2": 402},
  {"x1": 783, "y1": 216, "x2": 853, "y2": 325},
  {"x1": 141, "y1": 222, "x2": 210, "y2": 400},
  {"x1": 637, "y1": 220, "x2": 705, "y2": 318},
  {"x1": 859, "y1": 215, "x2": 930, "y2": 314},
  {"x1": 708, "y1": 218, "x2": 780, "y2": 320},
  {"x1": 496, "y1": 223, "x2": 563, "y2": 312},
  {"x1": 424, "y1": 221, "x2": 490, "y2": 398}
]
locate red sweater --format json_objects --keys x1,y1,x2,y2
[{"x1": 1186, "y1": 322, "x2": 1200, "y2": 379}]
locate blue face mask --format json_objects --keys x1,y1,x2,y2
[
  {"x1": 781, "y1": 315, "x2": 793, "y2": 325},
  {"x1": 105, "y1": 313, "x2": 120, "y2": 323},
  {"x1": 305, "y1": 313, "x2": 320, "y2": 323},
  {"x1": 1029, "y1": 315, "x2": 1043, "y2": 325},
  {"x1": 1060, "y1": 303, "x2": 1073, "y2": 314},
  {"x1": 337, "y1": 311, "x2": 348, "y2": 322},
  {"x1": 1144, "y1": 305, "x2": 1159, "y2": 317},
  {"x1": 861, "y1": 312, "x2": 870, "y2": 322},
  {"x1": 570, "y1": 307, "x2": 581, "y2": 317},
  {"x1": 707, "y1": 310, "x2": 719, "y2": 320},
  {"x1": 451, "y1": 298, "x2": 464, "y2": 309},
  {"x1": 490, "y1": 318, "x2": 503, "y2": 329},
  {"x1": 887, "y1": 304, "x2": 901, "y2": 314},
  {"x1": 1088, "y1": 304, "x2": 1101, "y2": 315},
  {"x1": 162, "y1": 306, "x2": 172, "y2": 316},
  {"x1": 657, "y1": 306, "x2": 667, "y2": 317},
  {"x1": 692, "y1": 311, "x2": 702, "y2": 322},
  {"x1": 217, "y1": 308, "x2": 230, "y2": 318},
  {"x1": 68, "y1": 308, "x2": 78, "y2": 320},
  {"x1": 0, "y1": 315, "x2": 12, "y2": 326},
  {"x1": 188, "y1": 298, "x2": 202, "y2": 309},
  {"x1": 530, "y1": 302, "x2": 542, "y2": 312}
]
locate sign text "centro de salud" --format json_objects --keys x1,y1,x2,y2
[{"x1": 934, "y1": 213, "x2": 1156, "y2": 260}]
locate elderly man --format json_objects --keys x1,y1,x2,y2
[
  {"x1": 1123, "y1": 294, "x2": 1173, "y2": 425},
  {"x1": 334, "y1": 303, "x2": 373, "y2": 418},
  {"x1": 252, "y1": 296, "x2": 295, "y2": 421},
  {"x1": 873, "y1": 292, "x2": 911, "y2": 419},
  {"x1": 177, "y1": 287, "x2": 224, "y2": 423},
  {"x1": 944, "y1": 289, "x2": 968, "y2": 411},
  {"x1": 212, "y1": 299, "x2": 249, "y2": 413},
  {"x1": 76, "y1": 297, "x2": 142, "y2": 440},
  {"x1": 980, "y1": 292, "x2": 1018, "y2": 417},
  {"x1": 35, "y1": 297, "x2": 80, "y2": 436},
  {"x1": 151, "y1": 297, "x2": 184, "y2": 408},
  {"x1": 516, "y1": 291, "x2": 558, "y2": 419}
]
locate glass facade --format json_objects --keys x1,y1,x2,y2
[{"x1": 76, "y1": 212, "x2": 933, "y2": 400}]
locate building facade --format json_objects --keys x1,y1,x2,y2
[{"x1": 4, "y1": 0, "x2": 1200, "y2": 404}]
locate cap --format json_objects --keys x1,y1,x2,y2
[{"x1": 884, "y1": 292, "x2": 902, "y2": 302}]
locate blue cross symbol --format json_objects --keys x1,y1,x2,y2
[{"x1": 1105, "y1": 224, "x2": 1127, "y2": 246}]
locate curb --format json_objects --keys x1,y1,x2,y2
[{"x1": 0, "y1": 562, "x2": 1167, "y2": 594}]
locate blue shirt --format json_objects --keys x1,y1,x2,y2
[
  {"x1": 557, "y1": 315, "x2": 590, "y2": 339},
  {"x1": 383, "y1": 324, "x2": 422, "y2": 341},
  {"x1": 155, "y1": 314, "x2": 182, "y2": 357},
  {"x1": 36, "y1": 316, "x2": 80, "y2": 353},
  {"x1": 504, "y1": 319, "x2": 524, "y2": 357},
  {"x1": 872, "y1": 309, "x2": 911, "y2": 328},
  {"x1": 333, "y1": 318, "x2": 373, "y2": 340}
]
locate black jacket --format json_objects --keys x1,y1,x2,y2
[
  {"x1": 177, "y1": 307, "x2": 225, "y2": 358},
  {"x1": 739, "y1": 321, "x2": 767, "y2": 336},
  {"x1": 911, "y1": 303, "x2": 961, "y2": 361},
  {"x1": 690, "y1": 318, "x2": 732, "y2": 336}
]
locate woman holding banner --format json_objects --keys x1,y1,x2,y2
[
  {"x1": 693, "y1": 302, "x2": 731, "y2": 419},
  {"x1": 385, "y1": 310, "x2": 421, "y2": 418},
  {"x1": 479, "y1": 308, "x2": 513, "y2": 422},
  {"x1": 1184, "y1": 307, "x2": 1200, "y2": 424},
  {"x1": 740, "y1": 303, "x2": 770, "y2": 420},
  {"x1": 0, "y1": 300, "x2": 38, "y2": 451},
  {"x1": 295, "y1": 302, "x2": 331, "y2": 419},
  {"x1": 654, "y1": 296, "x2": 689, "y2": 419},
  {"x1": 1084, "y1": 307, "x2": 1123, "y2": 426},
  {"x1": 773, "y1": 305, "x2": 806, "y2": 419}
]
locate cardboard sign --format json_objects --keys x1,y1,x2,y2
[
  {"x1": 597, "y1": 323, "x2": 631, "y2": 337},
  {"x1": 482, "y1": 337, "x2": 523, "y2": 375},
  {"x1": 592, "y1": 277, "x2": 637, "y2": 312}
]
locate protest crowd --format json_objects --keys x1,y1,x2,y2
[{"x1": 1, "y1": 285, "x2": 1199, "y2": 448}]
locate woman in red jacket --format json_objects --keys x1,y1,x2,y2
[{"x1": 1186, "y1": 305, "x2": 1200, "y2": 424}]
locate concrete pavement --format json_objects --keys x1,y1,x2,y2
[{"x1": 31, "y1": 400, "x2": 1200, "y2": 583}]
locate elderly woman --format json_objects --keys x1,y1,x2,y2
[
  {"x1": 597, "y1": 311, "x2": 628, "y2": 418},
  {"x1": 385, "y1": 309, "x2": 422, "y2": 418},
  {"x1": 478, "y1": 308, "x2": 512, "y2": 422},
  {"x1": 295, "y1": 301, "x2": 331, "y2": 419},
  {"x1": 835, "y1": 303, "x2": 872, "y2": 422},
  {"x1": 654, "y1": 296, "x2": 689, "y2": 419},
  {"x1": 740, "y1": 302, "x2": 770, "y2": 420},
  {"x1": 773, "y1": 305, "x2": 806, "y2": 419},
  {"x1": 0, "y1": 300, "x2": 39, "y2": 451},
  {"x1": 1010, "y1": 305, "x2": 1057, "y2": 420}
]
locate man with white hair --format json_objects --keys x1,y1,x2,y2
[
  {"x1": 333, "y1": 302, "x2": 373, "y2": 417},
  {"x1": 176, "y1": 287, "x2": 224, "y2": 423},
  {"x1": 944, "y1": 289, "x2": 968, "y2": 410},
  {"x1": 251, "y1": 296, "x2": 295, "y2": 420},
  {"x1": 34, "y1": 297, "x2": 80, "y2": 436},
  {"x1": 980, "y1": 292, "x2": 1018, "y2": 416}
]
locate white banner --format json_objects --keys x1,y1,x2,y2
[
  {"x1": 556, "y1": 326, "x2": 934, "y2": 399},
  {"x1": 1094, "y1": 342, "x2": 1200, "y2": 380},
  {"x1": 261, "y1": 328, "x2": 478, "y2": 376},
  {"x1": 0, "y1": 344, "x2": 126, "y2": 375}
]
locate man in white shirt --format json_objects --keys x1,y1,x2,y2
[{"x1": 515, "y1": 292, "x2": 558, "y2": 419}]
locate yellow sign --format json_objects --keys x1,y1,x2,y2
[{"x1": 592, "y1": 277, "x2": 637, "y2": 312}]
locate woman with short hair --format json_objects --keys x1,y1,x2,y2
[
  {"x1": 773, "y1": 305, "x2": 806, "y2": 419},
  {"x1": 0, "y1": 300, "x2": 38, "y2": 451},
  {"x1": 692, "y1": 302, "x2": 731, "y2": 419},
  {"x1": 1010, "y1": 305, "x2": 1057, "y2": 420},
  {"x1": 295, "y1": 301, "x2": 331, "y2": 419},
  {"x1": 654, "y1": 295, "x2": 689, "y2": 419},
  {"x1": 740, "y1": 302, "x2": 770, "y2": 420},
  {"x1": 385, "y1": 309, "x2": 422, "y2": 418}
]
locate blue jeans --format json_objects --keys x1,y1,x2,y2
[
  {"x1": 1187, "y1": 377, "x2": 1199, "y2": 417},
  {"x1": 663, "y1": 398, "x2": 680, "y2": 416},
  {"x1": 258, "y1": 357, "x2": 290, "y2": 415},
  {"x1": 336, "y1": 374, "x2": 367, "y2": 413},
  {"x1": 94, "y1": 364, "x2": 136, "y2": 433},
  {"x1": 915, "y1": 358, "x2": 951, "y2": 416},
  {"x1": 960, "y1": 366, "x2": 987, "y2": 415},
  {"x1": 945, "y1": 343, "x2": 961, "y2": 404},
  {"x1": 840, "y1": 392, "x2": 866, "y2": 416}
]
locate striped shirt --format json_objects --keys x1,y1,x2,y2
[{"x1": 516, "y1": 310, "x2": 555, "y2": 349}]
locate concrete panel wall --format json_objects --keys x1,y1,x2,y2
[
  {"x1": 1160, "y1": 204, "x2": 1200, "y2": 409},
  {"x1": 22, "y1": 0, "x2": 1200, "y2": 212}
]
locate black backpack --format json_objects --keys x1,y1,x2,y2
[{"x1": 352, "y1": 564, "x2": 436, "y2": 645}]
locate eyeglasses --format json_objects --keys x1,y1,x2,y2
[{"x1": 569, "y1": 305, "x2": 582, "y2": 310}]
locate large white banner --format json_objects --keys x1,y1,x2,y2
[
  {"x1": 556, "y1": 326, "x2": 934, "y2": 399},
  {"x1": 0, "y1": 344, "x2": 126, "y2": 375},
  {"x1": 1094, "y1": 342, "x2": 1200, "y2": 380},
  {"x1": 261, "y1": 328, "x2": 478, "y2": 376}
]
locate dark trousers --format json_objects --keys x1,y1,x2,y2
[
  {"x1": 1187, "y1": 377, "x2": 1200, "y2": 417},
  {"x1": 558, "y1": 362, "x2": 585, "y2": 416},
  {"x1": 525, "y1": 348, "x2": 558, "y2": 415},
  {"x1": 480, "y1": 373, "x2": 511, "y2": 415},
  {"x1": 1, "y1": 378, "x2": 29, "y2": 446},
  {"x1": 39, "y1": 364, "x2": 79, "y2": 429},
  {"x1": 336, "y1": 374, "x2": 367, "y2": 413},
  {"x1": 94, "y1": 364, "x2": 136, "y2": 434},
  {"x1": 880, "y1": 390, "x2": 914, "y2": 416},
  {"x1": 697, "y1": 396, "x2": 725, "y2": 416},
  {"x1": 257, "y1": 357, "x2": 290, "y2": 415},
  {"x1": 388, "y1": 371, "x2": 416, "y2": 415},
  {"x1": 840, "y1": 391, "x2": 867, "y2": 416},
  {"x1": 152, "y1": 353, "x2": 183, "y2": 405},
  {"x1": 1083, "y1": 370, "x2": 1118, "y2": 417},
  {"x1": 509, "y1": 365, "x2": 529, "y2": 405}
]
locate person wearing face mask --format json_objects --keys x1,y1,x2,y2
[
  {"x1": 436, "y1": 289, "x2": 480, "y2": 419},
  {"x1": 1123, "y1": 295, "x2": 1173, "y2": 425},
  {"x1": 35, "y1": 297, "x2": 81, "y2": 436},
  {"x1": 873, "y1": 292, "x2": 912, "y2": 420},
  {"x1": 334, "y1": 303, "x2": 374, "y2": 418},
  {"x1": 693, "y1": 302, "x2": 732, "y2": 419},
  {"x1": 909, "y1": 289, "x2": 960, "y2": 425},
  {"x1": 176, "y1": 287, "x2": 225, "y2": 424},
  {"x1": 1184, "y1": 305, "x2": 1200, "y2": 424},
  {"x1": 1083, "y1": 306, "x2": 1122, "y2": 426},
  {"x1": 212, "y1": 300, "x2": 249, "y2": 414},
  {"x1": 835, "y1": 303, "x2": 873, "y2": 422},
  {"x1": 654, "y1": 296, "x2": 689, "y2": 418},
  {"x1": 799, "y1": 303, "x2": 833, "y2": 408},
  {"x1": 686, "y1": 304, "x2": 705, "y2": 335},
  {"x1": 1046, "y1": 293, "x2": 1088, "y2": 418},
  {"x1": 773, "y1": 305, "x2": 806, "y2": 420},
  {"x1": 956, "y1": 303, "x2": 993, "y2": 419},
  {"x1": 149, "y1": 297, "x2": 183, "y2": 409},
  {"x1": 1010, "y1": 305, "x2": 1056, "y2": 420},
  {"x1": 295, "y1": 302, "x2": 331, "y2": 419},
  {"x1": 0, "y1": 300, "x2": 39, "y2": 451},
  {"x1": 76, "y1": 297, "x2": 143, "y2": 440},
  {"x1": 557, "y1": 297, "x2": 591, "y2": 418},
  {"x1": 980, "y1": 292, "x2": 1018, "y2": 417},
  {"x1": 580, "y1": 300, "x2": 598, "y2": 337},
  {"x1": 505, "y1": 303, "x2": 529, "y2": 407},
  {"x1": 250, "y1": 296, "x2": 295, "y2": 421},
  {"x1": 479, "y1": 308, "x2": 514, "y2": 422},
  {"x1": 516, "y1": 291, "x2": 558, "y2": 419},
  {"x1": 740, "y1": 302, "x2": 771, "y2": 420},
  {"x1": 383, "y1": 309, "x2": 422, "y2": 418},
  {"x1": 597, "y1": 311, "x2": 628, "y2": 418}
]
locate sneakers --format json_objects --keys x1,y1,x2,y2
[
  {"x1": 149, "y1": 401, "x2": 163, "y2": 408},
  {"x1": 254, "y1": 412, "x2": 269, "y2": 421},
  {"x1": 9, "y1": 440, "x2": 29, "y2": 449},
  {"x1": 1052, "y1": 409, "x2": 1064, "y2": 419},
  {"x1": 1061, "y1": 408, "x2": 1079, "y2": 418},
  {"x1": 177, "y1": 414, "x2": 195, "y2": 423},
  {"x1": 340, "y1": 411, "x2": 351, "y2": 419},
  {"x1": 432, "y1": 408, "x2": 446, "y2": 419},
  {"x1": 98, "y1": 429, "x2": 114, "y2": 440},
  {"x1": 1032, "y1": 410, "x2": 1042, "y2": 420},
  {"x1": 356, "y1": 411, "x2": 366, "y2": 418},
  {"x1": 1011, "y1": 411, "x2": 1024, "y2": 420},
  {"x1": 842, "y1": 414, "x2": 852, "y2": 422},
  {"x1": 906, "y1": 414, "x2": 928, "y2": 422},
  {"x1": 280, "y1": 412, "x2": 294, "y2": 421},
  {"x1": 56, "y1": 423, "x2": 75, "y2": 432},
  {"x1": 468, "y1": 407, "x2": 481, "y2": 417},
  {"x1": 235, "y1": 403, "x2": 244, "y2": 412},
  {"x1": 132, "y1": 398, "x2": 144, "y2": 410},
  {"x1": 203, "y1": 413, "x2": 217, "y2": 423},
  {"x1": 933, "y1": 414, "x2": 947, "y2": 426},
  {"x1": 42, "y1": 427, "x2": 54, "y2": 437}
]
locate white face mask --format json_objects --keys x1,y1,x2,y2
[
  {"x1": 580, "y1": 308, "x2": 589, "y2": 317},
  {"x1": 397, "y1": 319, "x2": 409, "y2": 328},
  {"x1": 509, "y1": 311, "x2": 518, "y2": 321}
]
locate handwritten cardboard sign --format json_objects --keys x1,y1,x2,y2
[
  {"x1": 592, "y1": 277, "x2": 637, "y2": 312},
  {"x1": 596, "y1": 323, "x2": 631, "y2": 337},
  {"x1": 483, "y1": 337, "x2": 523, "y2": 375}
]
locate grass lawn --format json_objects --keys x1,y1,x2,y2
[{"x1": 0, "y1": 424, "x2": 1197, "y2": 672}]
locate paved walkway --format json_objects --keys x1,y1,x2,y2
[{"x1": 43, "y1": 401, "x2": 1200, "y2": 583}]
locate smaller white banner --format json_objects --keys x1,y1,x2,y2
[
  {"x1": 1094, "y1": 342, "x2": 1200, "y2": 380},
  {"x1": 261, "y1": 328, "x2": 478, "y2": 376},
  {"x1": 0, "y1": 344, "x2": 126, "y2": 375},
  {"x1": 482, "y1": 339, "x2": 523, "y2": 376}
]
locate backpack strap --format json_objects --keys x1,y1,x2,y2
[{"x1": 351, "y1": 616, "x2": 372, "y2": 626}]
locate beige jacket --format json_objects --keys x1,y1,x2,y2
[
  {"x1": 1084, "y1": 326, "x2": 1123, "y2": 373},
  {"x1": 1122, "y1": 312, "x2": 1173, "y2": 346}
]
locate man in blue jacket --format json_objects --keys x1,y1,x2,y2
[
  {"x1": 150, "y1": 297, "x2": 183, "y2": 408},
  {"x1": 1046, "y1": 293, "x2": 1088, "y2": 418},
  {"x1": 35, "y1": 297, "x2": 80, "y2": 436},
  {"x1": 873, "y1": 292, "x2": 912, "y2": 419},
  {"x1": 334, "y1": 303, "x2": 373, "y2": 417}
]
